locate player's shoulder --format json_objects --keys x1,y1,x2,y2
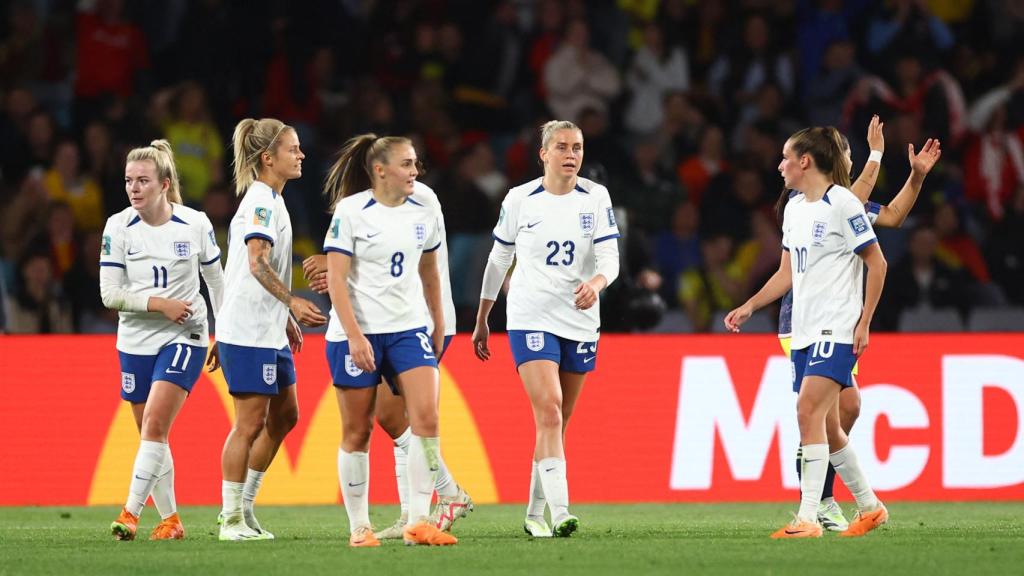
[
  {"x1": 411, "y1": 180, "x2": 438, "y2": 206},
  {"x1": 335, "y1": 189, "x2": 374, "y2": 214},
  {"x1": 105, "y1": 206, "x2": 138, "y2": 229},
  {"x1": 170, "y1": 203, "x2": 209, "y2": 225},
  {"x1": 574, "y1": 176, "x2": 611, "y2": 201},
  {"x1": 241, "y1": 181, "x2": 278, "y2": 205},
  {"x1": 503, "y1": 177, "x2": 544, "y2": 205},
  {"x1": 825, "y1": 185, "x2": 859, "y2": 207}
]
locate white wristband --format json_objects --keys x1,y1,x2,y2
[{"x1": 868, "y1": 150, "x2": 883, "y2": 163}]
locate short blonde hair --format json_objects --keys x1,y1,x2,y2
[{"x1": 540, "y1": 120, "x2": 582, "y2": 149}]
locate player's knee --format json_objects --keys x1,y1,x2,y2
[
  {"x1": 270, "y1": 405, "x2": 299, "y2": 436},
  {"x1": 140, "y1": 413, "x2": 170, "y2": 441},
  {"x1": 342, "y1": 424, "x2": 372, "y2": 451},
  {"x1": 839, "y1": 398, "x2": 861, "y2": 432},
  {"x1": 535, "y1": 400, "x2": 563, "y2": 431},
  {"x1": 234, "y1": 416, "x2": 266, "y2": 442}
]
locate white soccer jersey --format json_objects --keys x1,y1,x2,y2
[
  {"x1": 217, "y1": 181, "x2": 293, "y2": 349},
  {"x1": 493, "y1": 176, "x2": 620, "y2": 342},
  {"x1": 410, "y1": 182, "x2": 456, "y2": 336},
  {"x1": 323, "y1": 189, "x2": 442, "y2": 340},
  {"x1": 100, "y1": 204, "x2": 221, "y2": 354},
  {"x1": 782, "y1": 185, "x2": 878, "y2": 350}
]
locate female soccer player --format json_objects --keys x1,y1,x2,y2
[
  {"x1": 472, "y1": 120, "x2": 620, "y2": 538},
  {"x1": 215, "y1": 118, "x2": 327, "y2": 541},
  {"x1": 103, "y1": 140, "x2": 224, "y2": 540},
  {"x1": 302, "y1": 179, "x2": 472, "y2": 539},
  {"x1": 322, "y1": 134, "x2": 456, "y2": 547},
  {"x1": 726, "y1": 126, "x2": 888, "y2": 538},
  {"x1": 775, "y1": 119, "x2": 942, "y2": 531}
]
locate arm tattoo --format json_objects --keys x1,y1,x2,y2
[{"x1": 250, "y1": 240, "x2": 292, "y2": 306}]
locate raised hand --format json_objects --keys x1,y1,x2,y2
[
  {"x1": 909, "y1": 138, "x2": 942, "y2": 175},
  {"x1": 867, "y1": 114, "x2": 885, "y2": 155}
]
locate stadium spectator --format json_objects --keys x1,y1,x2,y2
[
  {"x1": 163, "y1": 82, "x2": 224, "y2": 206},
  {"x1": 6, "y1": 249, "x2": 73, "y2": 333},
  {"x1": 543, "y1": 18, "x2": 621, "y2": 123},
  {"x1": 879, "y1": 225, "x2": 970, "y2": 330},
  {"x1": 42, "y1": 139, "x2": 104, "y2": 232},
  {"x1": 624, "y1": 22, "x2": 690, "y2": 136}
]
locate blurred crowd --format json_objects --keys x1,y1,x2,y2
[{"x1": 2, "y1": 0, "x2": 1023, "y2": 335}]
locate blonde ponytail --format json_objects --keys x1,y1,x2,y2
[{"x1": 231, "y1": 118, "x2": 291, "y2": 196}]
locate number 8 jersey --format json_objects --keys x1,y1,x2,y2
[
  {"x1": 100, "y1": 204, "x2": 221, "y2": 354},
  {"x1": 322, "y1": 189, "x2": 441, "y2": 340},
  {"x1": 492, "y1": 176, "x2": 620, "y2": 342},
  {"x1": 782, "y1": 184, "x2": 878, "y2": 350}
]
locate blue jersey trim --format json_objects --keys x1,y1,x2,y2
[
  {"x1": 593, "y1": 233, "x2": 620, "y2": 244},
  {"x1": 781, "y1": 243, "x2": 790, "y2": 251},
  {"x1": 244, "y1": 232, "x2": 275, "y2": 246},
  {"x1": 363, "y1": 198, "x2": 377, "y2": 210},
  {"x1": 866, "y1": 201, "x2": 881, "y2": 215},
  {"x1": 423, "y1": 241, "x2": 442, "y2": 253},
  {"x1": 528, "y1": 185, "x2": 545, "y2": 196},
  {"x1": 127, "y1": 215, "x2": 141, "y2": 227},
  {"x1": 787, "y1": 189, "x2": 800, "y2": 199},
  {"x1": 100, "y1": 261, "x2": 126, "y2": 269},
  {"x1": 406, "y1": 197, "x2": 424, "y2": 207},
  {"x1": 170, "y1": 214, "x2": 188, "y2": 224},
  {"x1": 325, "y1": 246, "x2": 353, "y2": 256},
  {"x1": 574, "y1": 183, "x2": 589, "y2": 194},
  {"x1": 201, "y1": 254, "x2": 221, "y2": 265},
  {"x1": 853, "y1": 237, "x2": 878, "y2": 254},
  {"x1": 492, "y1": 233, "x2": 514, "y2": 246}
]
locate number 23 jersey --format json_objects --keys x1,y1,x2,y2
[
  {"x1": 493, "y1": 177, "x2": 620, "y2": 342},
  {"x1": 100, "y1": 204, "x2": 221, "y2": 354}
]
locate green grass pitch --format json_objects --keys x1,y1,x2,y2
[{"x1": 1, "y1": 503, "x2": 1021, "y2": 575}]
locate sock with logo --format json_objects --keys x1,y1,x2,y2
[
  {"x1": 526, "y1": 460, "x2": 547, "y2": 520},
  {"x1": 393, "y1": 427, "x2": 412, "y2": 518},
  {"x1": 338, "y1": 449, "x2": 371, "y2": 533},
  {"x1": 125, "y1": 440, "x2": 169, "y2": 517},
  {"x1": 407, "y1": 435, "x2": 440, "y2": 524},
  {"x1": 797, "y1": 444, "x2": 828, "y2": 523},
  {"x1": 150, "y1": 448, "x2": 177, "y2": 519},
  {"x1": 829, "y1": 444, "x2": 879, "y2": 512},
  {"x1": 537, "y1": 457, "x2": 569, "y2": 522}
]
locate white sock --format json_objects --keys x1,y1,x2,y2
[
  {"x1": 125, "y1": 440, "x2": 169, "y2": 517},
  {"x1": 242, "y1": 468, "x2": 265, "y2": 527},
  {"x1": 830, "y1": 444, "x2": 879, "y2": 512},
  {"x1": 797, "y1": 444, "x2": 829, "y2": 523},
  {"x1": 526, "y1": 460, "x2": 546, "y2": 519},
  {"x1": 537, "y1": 457, "x2": 569, "y2": 521},
  {"x1": 150, "y1": 449, "x2": 177, "y2": 519},
  {"x1": 393, "y1": 428, "x2": 411, "y2": 518},
  {"x1": 221, "y1": 480, "x2": 244, "y2": 518},
  {"x1": 338, "y1": 449, "x2": 371, "y2": 532},
  {"x1": 407, "y1": 435, "x2": 440, "y2": 524},
  {"x1": 434, "y1": 454, "x2": 458, "y2": 498}
]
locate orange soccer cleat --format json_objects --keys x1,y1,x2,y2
[
  {"x1": 403, "y1": 521, "x2": 458, "y2": 546},
  {"x1": 840, "y1": 503, "x2": 889, "y2": 537},
  {"x1": 770, "y1": 518, "x2": 824, "y2": 539},
  {"x1": 111, "y1": 508, "x2": 139, "y2": 541},
  {"x1": 349, "y1": 526, "x2": 380, "y2": 548},
  {"x1": 150, "y1": 513, "x2": 185, "y2": 540}
]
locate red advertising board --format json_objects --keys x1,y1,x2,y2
[{"x1": 1, "y1": 334, "x2": 1021, "y2": 505}]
